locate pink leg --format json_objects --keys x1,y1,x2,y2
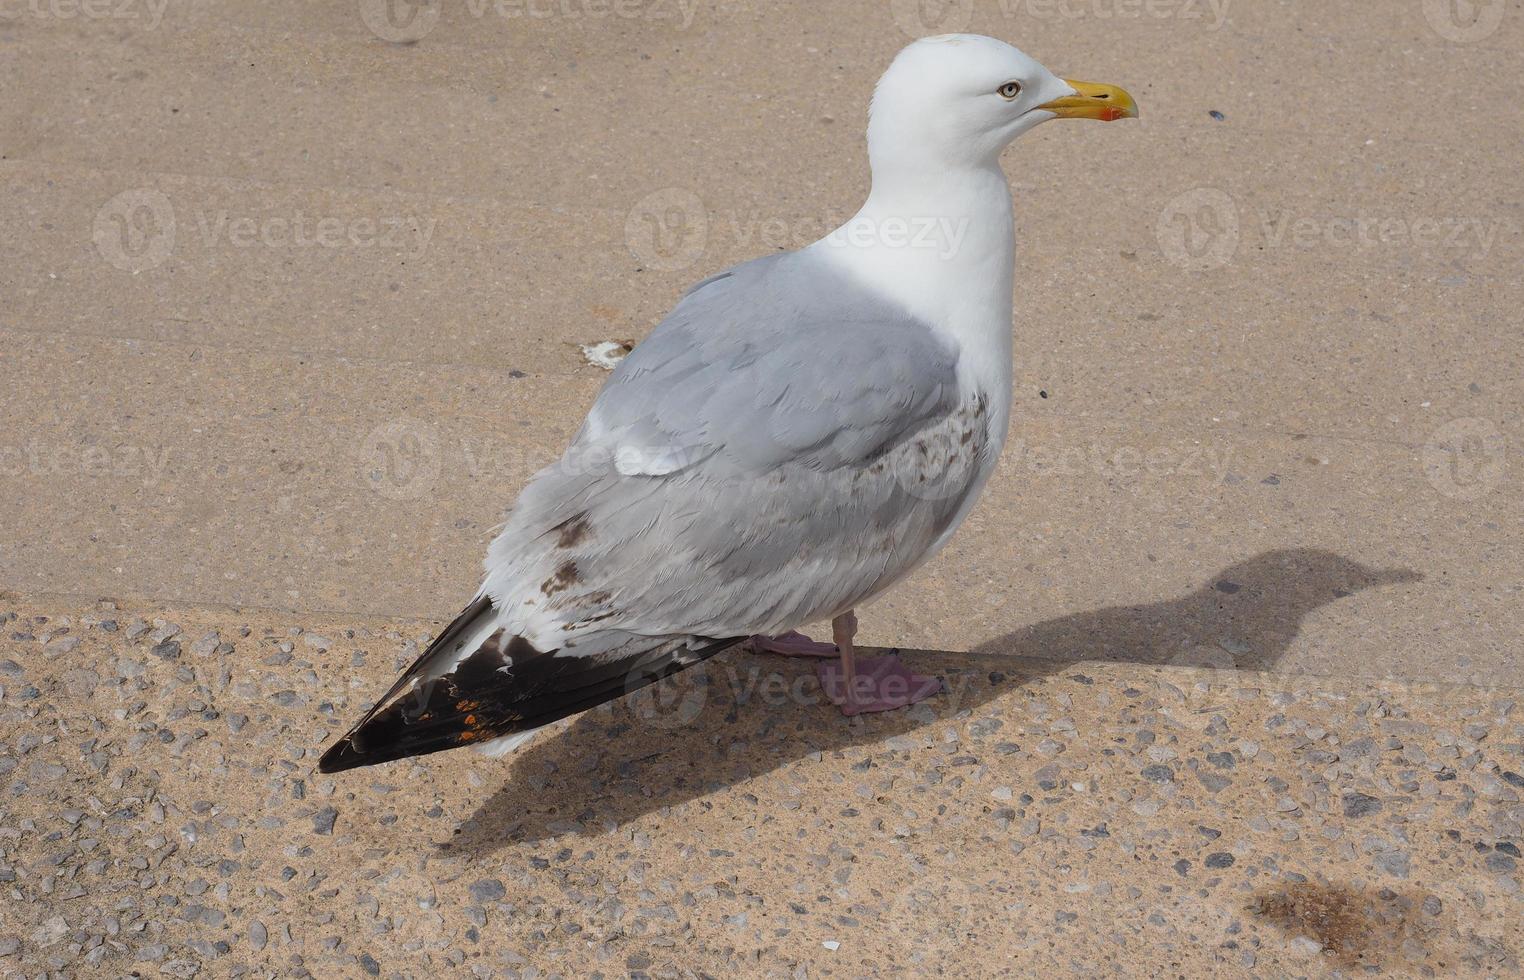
[
  {"x1": 817, "y1": 610, "x2": 942, "y2": 716},
  {"x1": 749, "y1": 630, "x2": 839, "y2": 658}
]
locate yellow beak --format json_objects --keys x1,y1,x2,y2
[{"x1": 1038, "y1": 80, "x2": 1139, "y2": 122}]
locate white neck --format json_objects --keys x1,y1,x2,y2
[{"x1": 809, "y1": 162, "x2": 1016, "y2": 400}]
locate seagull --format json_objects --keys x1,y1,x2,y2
[{"x1": 319, "y1": 35, "x2": 1136, "y2": 773}]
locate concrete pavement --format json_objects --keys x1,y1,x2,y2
[{"x1": 2, "y1": 0, "x2": 1521, "y2": 974}]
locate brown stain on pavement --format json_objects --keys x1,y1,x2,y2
[{"x1": 1249, "y1": 883, "x2": 1446, "y2": 972}]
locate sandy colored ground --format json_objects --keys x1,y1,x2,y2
[{"x1": 2, "y1": 0, "x2": 1522, "y2": 976}]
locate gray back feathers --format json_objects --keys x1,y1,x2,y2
[{"x1": 482, "y1": 250, "x2": 990, "y2": 647}]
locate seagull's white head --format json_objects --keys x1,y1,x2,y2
[{"x1": 867, "y1": 34, "x2": 1137, "y2": 176}]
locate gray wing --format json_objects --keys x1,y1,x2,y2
[
  {"x1": 482, "y1": 251, "x2": 994, "y2": 646},
  {"x1": 580, "y1": 258, "x2": 959, "y2": 477}
]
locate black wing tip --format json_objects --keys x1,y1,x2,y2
[
  {"x1": 319, "y1": 631, "x2": 749, "y2": 775},
  {"x1": 317, "y1": 729, "x2": 450, "y2": 773},
  {"x1": 318, "y1": 594, "x2": 500, "y2": 775},
  {"x1": 317, "y1": 736, "x2": 368, "y2": 774},
  {"x1": 318, "y1": 688, "x2": 507, "y2": 774}
]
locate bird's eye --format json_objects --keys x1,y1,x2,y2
[{"x1": 998, "y1": 81, "x2": 1023, "y2": 100}]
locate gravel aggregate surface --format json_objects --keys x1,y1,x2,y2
[{"x1": 2, "y1": 597, "x2": 1521, "y2": 977}]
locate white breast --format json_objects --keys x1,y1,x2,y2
[
  {"x1": 810, "y1": 163, "x2": 1017, "y2": 454},
  {"x1": 806, "y1": 162, "x2": 1019, "y2": 596}
]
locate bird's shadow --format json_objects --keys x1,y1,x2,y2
[{"x1": 442, "y1": 548, "x2": 1421, "y2": 855}]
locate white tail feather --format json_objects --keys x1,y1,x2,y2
[{"x1": 475, "y1": 729, "x2": 538, "y2": 758}]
